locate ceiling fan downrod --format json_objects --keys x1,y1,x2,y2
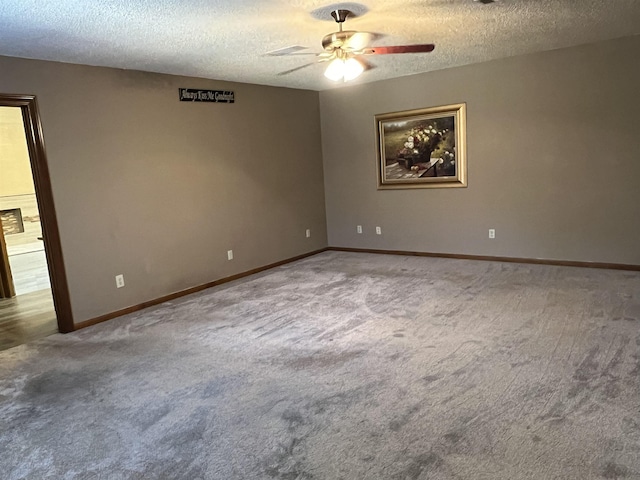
[{"x1": 323, "y1": 10, "x2": 357, "y2": 51}]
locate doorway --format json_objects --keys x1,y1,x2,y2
[
  {"x1": 0, "y1": 94, "x2": 73, "y2": 350},
  {"x1": 1, "y1": 107, "x2": 50, "y2": 295}
]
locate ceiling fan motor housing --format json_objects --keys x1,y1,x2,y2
[{"x1": 322, "y1": 31, "x2": 359, "y2": 51}]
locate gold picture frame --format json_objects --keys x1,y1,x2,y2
[{"x1": 376, "y1": 103, "x2": 467, "y2": 189}]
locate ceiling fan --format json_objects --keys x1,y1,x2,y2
[{"x1": 267, "y1": 9, "x2": 435, "y2": 82}]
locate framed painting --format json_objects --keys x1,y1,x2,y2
[
  {"x1": 376, "y1": 103, "x2": 467, "y2": 189},
  {"x1": 0, "y1": 208, "x2": 24, "y2": 235}
]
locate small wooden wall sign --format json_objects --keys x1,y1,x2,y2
[{"x1": 179, "y1": 88, "x2": 234, "y2": 103}]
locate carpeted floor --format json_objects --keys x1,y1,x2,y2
[{"x1": 1, "y1": 251, "x2": 639, "y2": 479}]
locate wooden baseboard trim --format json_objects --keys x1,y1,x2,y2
[
  {"x1": 73, "y1": 248, "x2": 329, "y2": 331},
  {"x1": 73, "y1": 245, "x2": 638, "y2": 331},
  {"x1": 326, "y1": 246, "x2": 640, "y2": 272}
]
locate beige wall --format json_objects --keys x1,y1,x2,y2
[
  {"x1": 320, "y1": 35, "x2": 640, "y2": 265},
  {"x1": 0, "y1": 106, "x2": 35, "y2": 197},
  {"x1": 0, "y1": 57, "x2": 327, "y2": 324}
]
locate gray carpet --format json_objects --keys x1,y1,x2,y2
[{"x1": 1, "y1": 251, "x2": 639, "y2": 479}]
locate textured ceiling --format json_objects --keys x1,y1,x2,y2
[{"x1": 1, "y1": 0, "x2": 639, "y2": 91}]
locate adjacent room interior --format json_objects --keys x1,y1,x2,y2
[
  {"x1": 0, "y1": 106, "x2": 57, "y2": 350},
  {"x1": 0, "y1": 0, "x2": 639, "y2": 478}
]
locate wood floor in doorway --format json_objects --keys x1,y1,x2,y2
[{"x1": 0, "y1": 289, "x2": 57, "y2": 351}]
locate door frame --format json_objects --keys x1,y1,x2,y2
[
  {"x1": 0, "y1": 214, "x2": 16, "y2": 298},
  {"x1": 0, "y1": 93, "x2": 74, "y2": 333}
]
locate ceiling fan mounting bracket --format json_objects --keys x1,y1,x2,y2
[{"x1": 330, "y1": 9, "x2": 351, "y2": 24}]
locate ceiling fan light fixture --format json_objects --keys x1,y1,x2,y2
[
  {"x1": 343, "y1": 57, "x2": 364, "y2": 81},
  {"x1": 324, "y1": 57, "x2": 364, "y2": 82},
  {"x1": 324, "y1": 58, "x2": 346, "y2": 81}
]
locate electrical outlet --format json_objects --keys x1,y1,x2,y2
[
  {"x1": 489, "y1": 229, "x2": 496, "y2": 239},
  {"x1": 376, "y1": 226, "x2": 382, "y2": 235},
  {"x1": 227, "y1": 250, "x2": 234, "y2": 260},
  {"x1": 115, "y1": 274, "x2": 125, "y2": 288},
  {"x1": 305, "y1": 229, "x2": 311, "y2": 238},
  {"x1": 357, "y1": 225, "x2": 362, "y2": 234}
]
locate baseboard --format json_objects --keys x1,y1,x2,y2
[
  {"x1": 326, "y1": 246, "x2": 640, "y2": 272},
  {"x1": 73, "y1": 248, "x2": 329, "y2": 331},
  {"x1": 73, "y1": 245, "x2": 639, "y2": 331}
]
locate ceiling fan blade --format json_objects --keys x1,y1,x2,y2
[
  {"x1": 357, "y1": 57, "x2": 376, "y2": 72},
  {"x1": 364, "y1": 44, "x2": 435, "y2": 55},
  {"x1": 270, "y1": 53, "x2": 322, "y2": 56},
  {"x1": 343, "y1": 32, "x2": 380, "y2": 51},
  {"x1": 266, "y1": 46, "x2": 310, "y2": 56},
  {"x1": 277, "y1": 62, "x2": 317, "y2": 76}
]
